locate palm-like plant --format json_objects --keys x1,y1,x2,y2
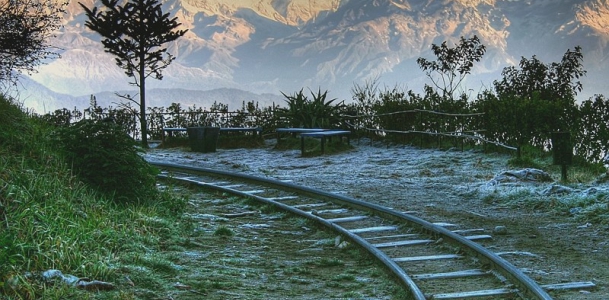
[{"x1": 279, "y1": 89, "x2": 345, "y2": 128}]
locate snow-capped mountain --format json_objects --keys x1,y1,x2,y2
[{"x1": 19, "y1": 0, "x2": 609, "y2": 111}]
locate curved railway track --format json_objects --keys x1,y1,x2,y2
[{"x1": 150, "y1": 161, "x2": 595, "y2": 300}]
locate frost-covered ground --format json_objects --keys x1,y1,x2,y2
[{"x1": 145, "y1": 138, "x2": 609, "y2": 299}]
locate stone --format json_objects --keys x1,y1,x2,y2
[
  {"x1": 488, "y1": 168, "x2": 553, "y2": 186},
  {"x1": 493, "y1": 226, "x2": 508, "y2": 235}
]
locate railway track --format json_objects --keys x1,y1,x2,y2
[{"x1": 150, "y1": 161, "x2": 595, "y2": 300}]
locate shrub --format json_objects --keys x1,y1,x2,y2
[
  {"x1": 52, "y1": 119, "x2": 158, "y2": 203},
  {"x1": 278, "y1": 88, "x2": 345, "y2": 128}
]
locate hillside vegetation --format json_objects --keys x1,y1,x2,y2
[{"x1": 0, "y1": 95, "x2": 189, "y2": 299}]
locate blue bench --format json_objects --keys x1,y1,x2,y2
[
  {"x1": 300, "y1": 130, "x2": 351, "y2": 155},
  {"x1": 275, "y1": 128, "x2": 329, "y2": 144},
  {"x1": 161, "y1": 127, "x2": 263, "y2": 142}
]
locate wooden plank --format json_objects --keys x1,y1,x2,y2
[
  {"x1": 219, "y1": 127, "x2": 262, "y2": 132},
  {"x1": 300, "y1": 130, "x2": 351, "y2": 138},
  {"x1": 433, "y1": 222, "x2": 457, "y2": 228},
  {"x1": 311, "y1": 209, "x2": 350, "y2": 215},
  {"x1": 542, "y1": 282, "x2": 596, "y2": 291},
  {"x1": 162, "y1": 128, "x2": 187, "y2": 131},
  {"x1": 326, "y1": 216, "x2": 368, "y2": 223},
  {"x1": 223, "y1": 211, "x2": 258, "y2": 218},
  {"x1": 452, "y1": 229, "x2": 485, "y2": 234},
  {"x1": 241, "y1": 190, "x2": 265, "y2": 194},
  {"x1": 496, "y1": 251, "x2": 539, "y2": 258},
  {"x1": 276, "y1": 128, "x2": 328, "y2": 133},
  {"x1": 393, "y1": 254, "x2": 463, "y2": 262},
  {"x1": 266, "y1": 196, "x2": 298, "y2": 201},
  {"x1": 292, "y1": 203, "x2": 328, "y2": 209},
  {"x1": 217, "y1": 184, "x2": 244, "y2": 189},
  {"x1": 365, "y1": 233, "x2": 420, "y2": 240},
  {"x1": 465, "y1": 235, "x2": 493, "y2": 241},
  {"x1": 411, "y1": 269, "x2": 488, "y2": 280},
  {"x1": 431, "y1": 288, "x2": 516, "y2": 299},
  {"x1": 349, "y1": 226, "x2": 398, "y2": 234},
  {"x1": 373, "y1": 239, "x2": 434, "y2": 248}
]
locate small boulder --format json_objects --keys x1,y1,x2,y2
[
  {"x1": 493, "y1": 226, "x2": 508, "y2": 235},
  {"x1": 542, "y1": 184, "x2": 575, "y2": 195},
  {"x1": 488, "y1": 168, "x2": 553, "y2": 186}
]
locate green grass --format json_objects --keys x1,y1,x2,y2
[
  {"x1": 0, "y1": 95, "x2": 191, "y2": 299},
  {"x1": 213, "y1": 225, "x2": 235, "y2": 237}
]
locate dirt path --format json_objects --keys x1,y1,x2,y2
[{"x1": 146, "y1": 139, "x2": 609, "y2": 299}]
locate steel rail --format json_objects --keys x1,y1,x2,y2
[{"x1": 150, "y1": 161, "x2": 553, "y2": 300}]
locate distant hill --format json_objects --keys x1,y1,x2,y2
[{"x1": 12, "y1": 76, "x2": 285, "y2": 113}]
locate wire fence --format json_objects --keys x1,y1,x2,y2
[{"x1": 43, "y1": 105, "x2": 518, "y2": 154}]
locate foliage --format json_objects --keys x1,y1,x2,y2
[
  {"x1": 0, "y1": 0, "x2": 67, "y2": 85},
  {"x1": 278, "y1": 88, "x2": 346, "y2": 128},
  {"x1": 146, "y1": 100, "x2": 279, "y2": 140},
  {"x1": 349, "y1": 78, "x2": 383, "y2": 131},
  {"x1": 52, "y1": 119, "x2": 158, "y2": 202},
  {"x1": 80, "y1": 0, "x2": 188, "y2": 147},
  {"x1": 349, "y1": 81, "x2": 476, "y2": 146},
  {"x1": 493, "y1": 46, "x2": 586, "y2": 102},
  {"x1": 576, "y1": 95, "x2": 609, "y2": 163},
  {"x1": 416, "y1": 35, "x2": 486, "y2": 99},
  {"x1": 471, "y1": 48, "x2": 583, "y2": 152},
  {"x1": 471, "y1": 91, "x2": 572, "y2": 149},
  {"x1": 41, "y1": 107, "x2": 83, "y2": 127},
  {"x1": 0, "y1": 95, "x2": 32, "y2": 152}
]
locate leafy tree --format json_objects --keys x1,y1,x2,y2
[
  {"x1": 473, "y1": 47, "x2": 586, "y2": 151},
  {"x1": 576, "y1": 95, "x2": 609, "y2": 163},
  {"x1": 417, "y1": 35, "x2": 486, "y2": 99},
  {"x1": 0, "y1": 0, "x2": 67, "y2": 85},
  {"x1": 493, "y1": 46, "x2": 586, "y2": 102},
  {"x1": 79, "y1": 0, "x2": 187, "y2": 147}
]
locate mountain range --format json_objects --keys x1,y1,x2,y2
[{"x1": 15, "y1": 0, "x2": 609, "y2": 113}]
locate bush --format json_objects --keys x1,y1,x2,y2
[
  {"x1": 278, "y1": 88, "x2": 345, "y2": 128},
  {"x1": 52, "y1": 119, "x2": 158, "y2": 202}
]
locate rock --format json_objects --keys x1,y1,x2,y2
[
  {"x1": 488, "y1": 168, "x2": 553, "y2": 186},
  {"x1": 43, "y1": 269, "x2": 79, "y2": 285},
  {"x1": 76, "y1": 280, "x2": 115, "y2": 291},
  {"x1": 493, "y1": 226, "x2": 508, "y2": 235},
  {"x1": 42, "y1": 269, "x2": 115, "y2": 291},
  {"x1": 337, "y1": 241, "x2": 350, "y2": 249},
  {"x1": 581, "y1": 187, "x2": 609, "y2": 197},
  {"x1": 543, "y1": 184, "x2": 575, "y2": 195}
]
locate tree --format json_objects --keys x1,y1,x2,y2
[
  {"x1": 493, "y1": 46, "x2": 586, "y2": 102},
  {"x1": 0, "y1": 0, "x2": 67, "y2": 85},
  {"x1": 417, "y1": 35, "x2": 486, "y2": 100},
  {"x1": 79, "y1": 0, "x2": 187, "y2": 147}
]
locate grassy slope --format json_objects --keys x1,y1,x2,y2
[{"x1": 0, "y1": 96, "x2": 190, "y2": 299}]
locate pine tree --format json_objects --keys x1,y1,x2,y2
[{"x1": 80, "y1": 0, "x2": 187, "y2": 147}]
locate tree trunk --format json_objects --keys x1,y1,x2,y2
[{"x1": 139, "y1": 58, "x2": 148, "y2": 148}]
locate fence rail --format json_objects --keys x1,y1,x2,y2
[
  {"x1": 45, "y1": 106, "x2": 518, "y2": 153},
  {"x1": 343, "y1": 109, "x2": 518, "y2": 153}
]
